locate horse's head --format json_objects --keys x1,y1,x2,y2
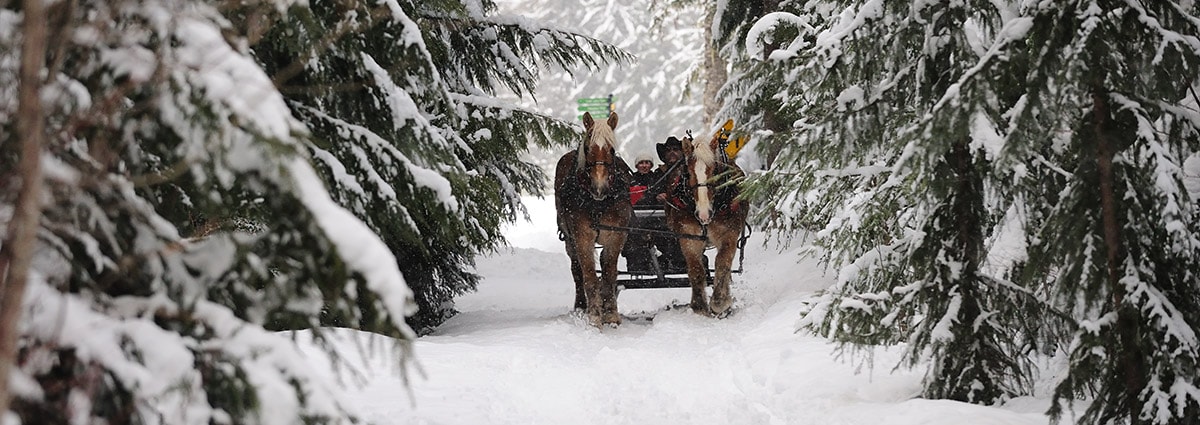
[
  {"x1": 576, "y1": 111, "x2": 620, "y2": 200},
  {"x1": 685, "y1": 130, "x2": 719, "y2": 225}
]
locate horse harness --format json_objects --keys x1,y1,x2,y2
[
  {"x1": 664, "y1": 158, "x2": 744, "y2": 220},
  {"x1": 557, "y1": 148, "x2": 631, "y2": 242}
]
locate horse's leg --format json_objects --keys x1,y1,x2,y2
[
  {"x1": 597, "y1": 222, "x2": 628, "y2": 326},
  {"x1": 571, "y1": 225, "x2": 604, "y2": 326},
  {"x1": 678, "y1": 234, "x2": 709, "y2": 315},
  {"x1": 710, "y1": 226, "x2": 738, "y2": 316},
  {"x1": 563, "y1": 236, "x2": 587, "y2": 311},
  {"x1": 597, "y1": 228, "x2": 626, "y2": 326}
]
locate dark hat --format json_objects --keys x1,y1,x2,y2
[{"x1": 656, "y1": 136, "x2": 683, "y2": 162}]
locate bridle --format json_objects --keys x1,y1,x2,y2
[
  {"x1": 573, "y1": 131, "x2": 621, "y2": 200},
  {"x1": 575, "y1": 128, "x2": 618, "y2": 170},
  {"x1": 665, "y1": 147, "x2": 734, "y2": 221}
]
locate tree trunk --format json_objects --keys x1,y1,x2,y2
[
  {"x1": 1091, "y1": 85, "x2": 1143, "y2": 422},
  {"x1": 702, "y1": 6, "x2": 727, "y2": 126},
  {"x1": 0, "y1": 0, "x2": 49, "y2": 416}
]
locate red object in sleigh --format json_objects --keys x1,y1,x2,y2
[{"x1": 629, "y1": 185, "x2": 648, "y2": 204}]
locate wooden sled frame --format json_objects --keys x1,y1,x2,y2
[{"x1": 595, "y1": 204, "x2": 749, "y2": 290}]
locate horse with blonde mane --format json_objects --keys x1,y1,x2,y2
[
  {"x1": 663, "y1": 129, "x2": 749, "y2": 316},
  {"x1": 554, "y1": 112, "x2": 632, "y2": 327}
]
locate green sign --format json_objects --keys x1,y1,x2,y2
[{"x1": 575, "y1": 95, "x2": 615, "y2": 119}]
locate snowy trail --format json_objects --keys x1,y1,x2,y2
[{"x1": 319, "y1": 197, "x2": 1057, "y2": 425}]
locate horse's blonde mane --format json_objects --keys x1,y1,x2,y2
[
  {"x1": 692, "y1": 136, "x2": 716, "y2": 168},
  {"x1": 591, "y1": 122, "x2": 617, "y2": 149},
  {"x1": 576, "y1": 120, "x2": 617, "y2": 170}
]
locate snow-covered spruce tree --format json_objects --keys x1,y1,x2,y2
[
  {"x1": 708, "y1": 0, "x2": 806, "y2": 172},
  {"x1": 718, "y1": 2, "x2": 834, "y2": 227},
  {"x1": 1004, "y1": 2, "x2": 1200, "y2": 424},
  {"x1": 247, "y1": 0, "x2": 629, "y2": 332},
  {"x1": 0, "y1": 0, "x2": 415, "y2": 423},
  {"x1": 736, "y1": 1, "x2": 1049, "y2": 403}
]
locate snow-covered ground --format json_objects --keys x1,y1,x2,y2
[{"x1": 310, "y1": 196, "x2": 1064, "y2": 425}]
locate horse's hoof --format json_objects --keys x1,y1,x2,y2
[
  {"x1": 710, "y1": 298, "x2": 733, "y2": 317},
  {"x1": 602, "y1": 311, "x2": 622, "y2": 326},
  {"x1": 711, "y1": 305, "x2": 734, "y2": 319},
  {"x1": 690, "y1": 302, "x2": 710, "y2": 316}
]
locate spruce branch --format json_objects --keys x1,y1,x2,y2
[{"x1": 270, "y1": 4, "x2": 394, "y2": 88}]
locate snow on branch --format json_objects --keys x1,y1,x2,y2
[
  {"x1": 1119, "y1": 264, "x2": 1198, "y2": 350},
  {"x1": 22, "y1": 277, "x2": 209, "y2": 424},
  {"x1": 22, "y1": 272, "x2": 376, "y2": 425},
  {"x1": 383, "y1": 0, "x2": 435, "y2": 51},
  {"x1": 287, "y1": 158, "x2": 417, "y2": 338},
  {"x1": 297, "y1": 104, "x2": 461, "y2": 213},
  {"x1": 360, "y1": 53, "x2": 449, "y2": 143},
  {"x1": 813, "y1": 0, "x2": 885, "y2": 69},
  {"x1": 1123, "y1": 0, "x2": 1200, "y2": 64},
  {"x1": 745, "y1": 12, "x2": 815, "y2": 61},
  {"x1": 173, "y1": 17, "x2": 302, "y2": 142}
]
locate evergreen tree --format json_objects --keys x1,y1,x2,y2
[
  {"x1": 728, "y1": 0, "x2": 1200, "y2": 420},
  {"x1": 0, "y1": 0, "x2": 418, "y2": 423},
  {"x1": 730, "y1": 0, "x2": 1046, "y2": 403},
  {"x1": 709, "y1": 0, "x2": 798, "y2": 170},
  {"x1": 1006, "y1": 2, "x2": 1200, "y2": 424},
  {"x1": 248, "y1": 0, "x2": 630, "y2": 332}
]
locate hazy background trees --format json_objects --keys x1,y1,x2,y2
[{"x1": 498, "y1": 0, "x2": 709, "y2": 164}]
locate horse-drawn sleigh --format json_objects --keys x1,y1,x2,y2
[
  {"x1": 612, "y1": 180, "x2": 751, "y2": 290},
  {"x1": 554, "y1": 112, "x2": 751, "y2": 327}
]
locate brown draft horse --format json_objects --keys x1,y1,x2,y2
[
  {"x1": 664, "y1": 130, "x2": 749, "y2": 317},
  {"x1": 554, "y1": 112, "x2": 632, "y2": 327}
]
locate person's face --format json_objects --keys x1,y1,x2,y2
[
  {"x1": 636, "y1": 161, "x2": 652, "y2": 173},
  {"x1": 665, "y1": 145, "x2": 682, "y2": 163}
]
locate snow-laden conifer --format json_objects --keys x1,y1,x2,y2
[
  {"x1": 251, "y1": 0, "x2": 630, "y2": 332},
  {"x1": 727, "y1": 0, "x2": 1200, "y2": 420},
  {"x1": 1, "y1": 0, "x2": 631, "y2": 421},
  {"x1": 730, "y1": 0, "x2": 1047, "y2": 404},
  {"x1": 0, "y1": 0, "x2": 414, "y2": 422},
  {"x1": 1004, "y1": 2, "x2": 1200, "y2": 424}
]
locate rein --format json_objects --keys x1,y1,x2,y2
[{"x1": 649, "y1": 160, "x2": 682, "y2": 189}]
